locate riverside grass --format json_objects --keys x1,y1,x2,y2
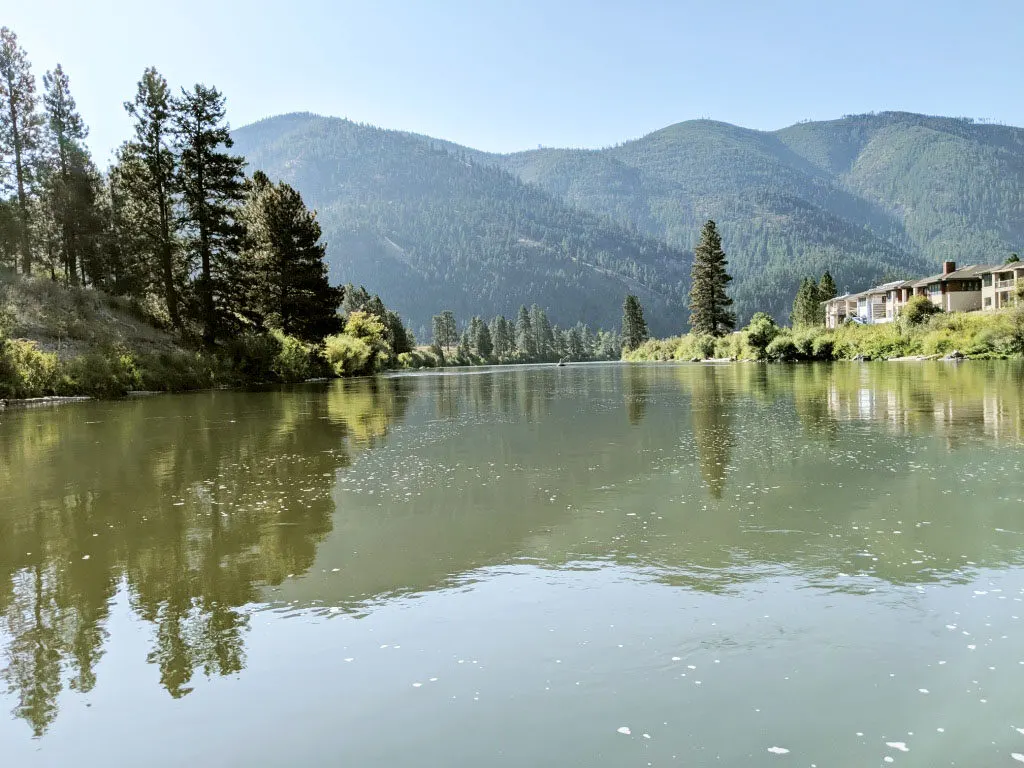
[{"x1": 624, "y1": 307, "x2": 1024, "y2": 364}]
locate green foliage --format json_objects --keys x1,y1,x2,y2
[
  {"x1": 0, "y1": 338, "x2": 59, "y2": 397},
  {"x1": 324, "y1": 333, "x2": 371, "y2": 376},
  {"x1": 791, "y1": 274, "x2": 828, "y2": 327},
  {"x1": 744, "y1": 312, "x2": 780, "y2": 360},
  {"x1": 621, "y1": 294, "x2": 649, "y2": 352},
  {"x1": 766, "y1": 333, "x2": 798, "y2": 362},
  {"x1": 237, "y1": 171, "x2": 342, "y2": 342},
  {"x1": 901, "y1": 294, "x2": 942, "y2": 325},
  {"x1": 174, "y1": 83, "x2": 246, "y2": 345},
  {"x1": 688, "y1": 220, "x2": 735, "y2": 336},
  {"x1": 270, "y1": 331, "x2": 326, "y2": 383},
  {"x1": 58, "y1": 347, "x2": 141, "y2": 398}
]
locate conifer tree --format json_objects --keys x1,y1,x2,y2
[
  {"x1": 432, "y1": 310, "x2": 457, "y2": 352},
  {"x1": 688, "y1": 220, "x2": 735, "y2": 337},
  {"x1": 470, "y1": 315, "x2": 492, "y2": 358},
  {"x1": 121, "y1": 67, "x2": 182, "y2": 325},
  {"x1": 41, "y1": 64, "x2": 101, "y2": 285},
  {"x1": 237, "y1": 170, "x2": 341, "y2": 342},
  {"x1": 790, "y1": 277, "x2": 820, "y2": 327},
  {"x1": 530, "y1": 305, "x2": 554, "y2": 360},
  {"x1": 174, "y1": 83, "x2": 246, "y2": 345},
  {"x1": 818, "y1": 270, "x2": 836, "y2": 302},
  {"x1": 490, "y1": 315, "x2": 512, "y2": 359},
  {"x1": 0, "y1": 27, "x2": 43, "y2": 275},
  {"x1": 515, "y1": 305, "x2": 534, "y2": 358},
  {"x1": 621, "y1": 294, "x2": 649, "y2": 351}
]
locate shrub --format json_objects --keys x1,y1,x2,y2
[
  {"x1": 224, "y1": 331, "x2": 281, "y2": 382},
  {"x1": 0, "y1": 339, "x2": 60, "y2": 398},
  {"x1": 901, "y1": 295, "x2": 942, "y2": 325},
  {"x1": 271, "y1": 331, "x2": 325, "y2": 383},
  {"x1": 693, "y1": 334, "x2": 717, "y2": 359},
  {"x1": 811, "y1": 335, "x2": 835, "y2": 360},
  {"x1": 324, "y1": 333, "x2": 372, "y2": 376},
  {"x1": 744, "y1": 313, "x2": 780, "y2": 360},
  {"x1": 766, "y1": 334, "x2": 798, "y2": 361},
  {"x1": 58, "y1": 347, "x2": 141, "y2": 398}
]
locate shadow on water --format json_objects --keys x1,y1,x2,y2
[{"x1": 1, "y1": 361, "x2": 1024, "y2": 735}]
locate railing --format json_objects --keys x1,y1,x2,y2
[{"x1": 996, "y1": 279, "x2": 1016, "y2": 290}]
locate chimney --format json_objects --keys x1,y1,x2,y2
[{"x1": 942, "y1": 260, "x2": 956, "y2": 275}]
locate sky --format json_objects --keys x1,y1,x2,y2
[{"x1": 7, "y1": 0, "x2": 1023, "y2": 165}]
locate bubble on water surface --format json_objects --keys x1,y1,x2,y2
[
  {"x1": 766, "y1": 746, "x2": 789, "y2": 754},
  {"x1": 886, "y1": 742, "x2": 909, "y2": 752},
  {"x1": 617, "y1": 727, "x2": 631, "y2": 735}
]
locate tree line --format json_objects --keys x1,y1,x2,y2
[
  {"x1": 431, "y1": 304, "x2": 621, "y2": 363},
  {"x1": 0, "y1": 28, "x2": 349, "y2": 349}
]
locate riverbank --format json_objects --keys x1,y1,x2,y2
[
  {"x1": 625, "y1": 306, "x2": 1024, "y2": 363},
  {"x1": 0, "y1": 273, "x2": 617, "y2": 399}
]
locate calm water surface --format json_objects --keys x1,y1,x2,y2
[{"x1": 2, "y1": 362, "x2": 1024, "y2": 766}]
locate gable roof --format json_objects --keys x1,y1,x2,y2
[{"x1": 911, "y1": 264, "x2": 1001, "y2": 287}]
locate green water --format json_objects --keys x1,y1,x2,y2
[{"x1": 2, "y1": 362, "x2": 1024, "y2": 766}]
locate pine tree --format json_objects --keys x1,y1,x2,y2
[
  {"x1": 818, "y1": 270, "x2": 836, "y2": 302},
  {"x1": 621, "y1": 294, "x2": 649, "y2": 351},
  {"x1": 237, "y1": 170, "x2": 341, "y2": 342},
  {"x1": 41, "y1": 64, "x2": 101, "y2": 286},
  {"x1": 567, "y1": 325, "x2": 584, "y2": 360},
  {"x1": 490, "y1": 315, "x2": 512, "y2": 359},
  {"x1": 174, "y1": 83, "x2": 246, "y2": 345},
  {"x1": 688, "y1": 220, "x2": 735, "y2": 337},
  {"x1": 121, "y1": 67, "x2": 182, "y2": 325},
  {"x1": 385, "y1": 309, "x2": 412, "y2": 354},
  {"x1": 0, "y1": 27, "x2": 43, "y2": 275},
  {"x1": 432, "y1": 310, "x2": 457, "y2": 352},
  {"x1": 530, "y1": 305, "x2": 554, "y2": 360},
  {"x1": 515, "y1": 305, "x2": 534, "y2": 358},
  {"x1": 790, "y1": 277, "x2": 820, "y2": 327}
]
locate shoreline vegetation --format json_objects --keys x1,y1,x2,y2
[{"x1": 625, "y1": 301, "x2": 1024, "y2": 364}]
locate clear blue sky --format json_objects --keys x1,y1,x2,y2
[{"x1": 8, "y1": 0, "x2": 1023, "y2": 165}]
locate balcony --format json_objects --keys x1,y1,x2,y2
[{"x1": 996, "y1": 278, "x2": 1016, "y2": 290}]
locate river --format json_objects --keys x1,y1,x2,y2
[{"x1": 2, "y1": 361, "x2": 1024, "y2": 766}]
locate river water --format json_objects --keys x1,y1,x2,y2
[{"x1": 2, "y1": 362, "x2": 1024, "y2": 766}]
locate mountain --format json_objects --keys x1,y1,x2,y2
[
  {"x1": 233, "y1": 111, "x2": 1024, "y2": 332},
  {"x1": 231, "y1": 114, "x2": 690, "y2": 337}
]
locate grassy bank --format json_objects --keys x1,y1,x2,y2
[{"x1": 625, "y1": 305, "x2": 1024, "y2": 363}]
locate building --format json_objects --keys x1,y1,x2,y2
[
  {"x1": 981, "y1": 263, "x2": 1024, "y2": 310},
  {"x1": 823, "y1": 261, "x2": 1016, "y2": 327},
  {"x1": 909, "y1": 262, "x2": 999, "y2": 313}
]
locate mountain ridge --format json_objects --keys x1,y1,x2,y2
[{"x1": 232, "y1": 110, "x2": 1023, "y2": 332}]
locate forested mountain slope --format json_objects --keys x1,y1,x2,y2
[
  {"x1": 233, "y1": 111, "x2": 1023, "y2": 330},
  {"x1": 232, "y1": 114, "x2": 690, "y2": 336}
]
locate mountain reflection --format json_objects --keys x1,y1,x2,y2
[{"x1": 2, "y1": 362, "x2": 1024, "y2": 736}]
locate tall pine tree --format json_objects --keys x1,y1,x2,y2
[
  {"x1": 237, "y1": 170, "x2": 341, "y2": 342},
  {"x1": 515, "y1": 305, "x2": 534, "y2": 358},
  {"x1": 0, "y1": 27, "x2": 42, "y2": 275},
  {"x1": 174, "y1": 84, "x2": 246, "y2": 345},
  {"x1": 121, "y1": 68, "x2": 182, "y2": 325},
  {"x1": 41, "y1": 64, "x2": 101, "y2": 286},
  {"x1": 688, "y1": 220, "x2": 735, "y2": 337},
  {"x1": 621, "y1": 294, "x2": 649, "y2": 351}
]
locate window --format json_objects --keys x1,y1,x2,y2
[
  {"x1": 984, "y1": 297, "x2": 992, "y2": 307},
  {"x1": 983, "y1": 274, "x2": 993, "y2": 287},
  {"x1": 928, "y1": 283, "x2": 941, "y2": 295}
]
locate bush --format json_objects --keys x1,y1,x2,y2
[
  {"x1": 811, "y1": 335, "x2": 835, "y2": 360},
  {"x1": 324, "y1": 333, "x2": 372, "y2": 376},
  {"x1": 745, "y1": 313, "x2": 780, "y2": 360},
  {"x1": 0, "y1": 339, "x2": 60, "y2": 398},
  {"x1": 693, "y1": 334, "x2": 717, "y2": 360},
  {"x1": 271, "y1": 331, "x2": 326, "y2": 383},
  {"x1": 58, "y1": 347, "x2": 141, "y2": 398},
  {"x1": 766, "y1": 334, "x2": 798, "y2": 361},
  {"x1": 224, "y1": 331, "x2": 281, "y2": 382},
  {"x1": 901, "y1": 295, "x2": 942, "y2": 325}
]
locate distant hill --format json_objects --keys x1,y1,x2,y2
[
  {"x1": 233, "y1": 111, "x2": 1024, "y2": 331},
  {"x1": 231, "y1": 114, "x2": 690, "y2": 336}
]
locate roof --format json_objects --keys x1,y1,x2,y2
[{"x1": 911, "y1": 264, "x2": 1001, "y2": 287}]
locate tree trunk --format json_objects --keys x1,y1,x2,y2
[{"x1": 5, "y1": 82, "x2": 32, "y2": 275}]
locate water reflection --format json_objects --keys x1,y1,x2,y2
[
  {"x1": 1, "y1": 362, "x2": 1023, "y2": 739},
  {"x1": 0, "y1": 379, "x2": 409, "y2": 734}
]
